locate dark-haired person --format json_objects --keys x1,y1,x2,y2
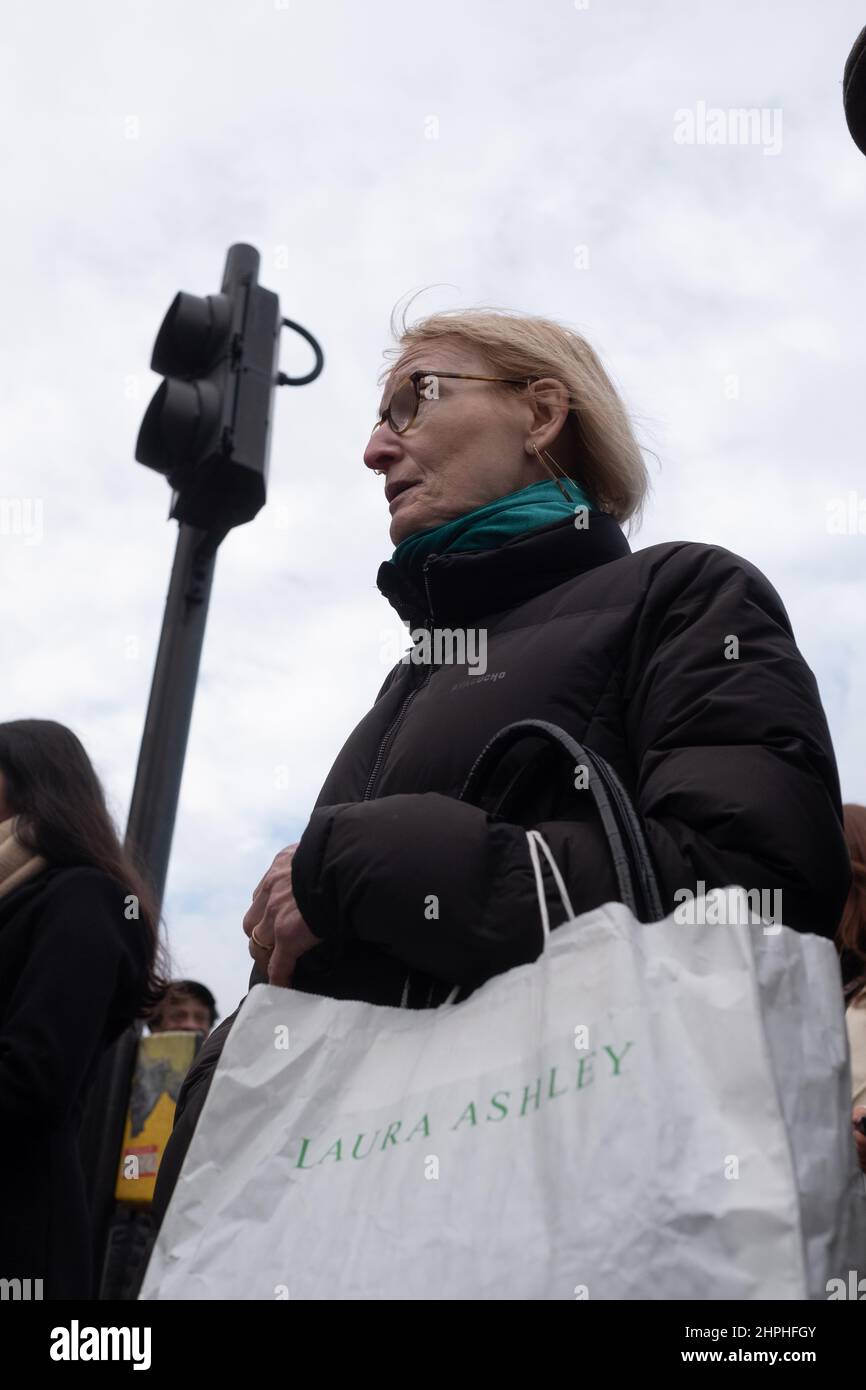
[
  {"x1": 0, "y1": 720, "x2": 168, "y2": 1299},
  {"x1": 148, "y1": 980, "x2": 218, "y2": 1036},
  {"x1": 839, "y1": 803, "x2": 866, "y2": 1175}
]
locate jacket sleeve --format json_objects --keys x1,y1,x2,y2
[
  {"x1": 621, "y1": 542, "x2": 850, "y2": 937},
  {"x1": 291, "y1": 794, "x2": 591, "y2": 988},
  {"x1": 290, "y1": 544, "x2": 850, "y2": 987},
  {"x1": 0, "y1": 868, "x2": 148, "y2": 1125}
]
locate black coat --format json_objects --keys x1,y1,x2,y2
[
  {"x1": 152, "y1": 513, "x2": 851, "y2": 1226},
  {"x1": 0, "y1": 865, "x2": 149, "y2": 1299}
]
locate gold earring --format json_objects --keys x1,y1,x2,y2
[{"x1": 529, "y1": 442, "x2": 579, "y2": 504}]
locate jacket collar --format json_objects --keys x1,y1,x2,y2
[{"x1": 376, "y1": 511, "x2": 631, "y2": 628}]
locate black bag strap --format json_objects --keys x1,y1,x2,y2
[{"x1": 459, "y1": 718, "x2": 665, "y2": 923}]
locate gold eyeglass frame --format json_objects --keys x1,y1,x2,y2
[
  {"x1": 372, "y1": 370, "x2": 580, "y2": 503},
  {"x1": 373, "y1": 370, "x2": 537, "y2": 436}
]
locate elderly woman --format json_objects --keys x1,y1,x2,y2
[{"x1": 152, "y1": 308, "x2": 851, "y2": 1220}]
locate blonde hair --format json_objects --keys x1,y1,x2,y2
[{"x1": 379, "y1": 299, "x2": 654, "y2": 532}]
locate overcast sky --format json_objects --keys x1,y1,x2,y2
[{"x1": 2, "y1": 0, "x2": 865, "y2": 1022}]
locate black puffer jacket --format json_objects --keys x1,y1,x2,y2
[
  {"x1": 0, "y1": 866, "x2": 149, "y2": 1298},
  {"x1": 151, "y1": 511, "x2": 850, "y2": 1225},
  {"x1": 288, "y1": 511, "x2": 850, "y2": 987}
]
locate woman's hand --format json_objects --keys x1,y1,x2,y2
[
  {"x1": 853, "y1": 1107, "x2": 866, "y2": 1175},
  {"x1": 243, "y1": 843, "x2": 320, "y2": 987}
]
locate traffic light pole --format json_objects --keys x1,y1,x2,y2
[
  {"x1": 88, "y1": 526, "x2": 218, "y2": 1299},
  {"x1": 125, "y1": 524, "x2": 218, "y2": 906},
  {"x1": 80, "y1": 242, "x2": 323, "y2": 1298}
]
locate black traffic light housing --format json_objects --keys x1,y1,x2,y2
[
  {"x1": 844, "y1": 27, "x2": 866, "y2": 156},
  {"x1": 136, "y1": 244, "x2": 286, "y2": 536}
]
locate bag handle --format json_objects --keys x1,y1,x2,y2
[
  {"x1": 431, "y1": 720, "x2": 664, "y2": 1010},
  {"x1": 459, "y1": 718, "x2": 665, "y2": 924},
  {"x1": 435, "y1": 827, "x2": 606, "y2": 1010},
  {"x1": 526, "y1": 827, "x2": 575, "y2": 937}
]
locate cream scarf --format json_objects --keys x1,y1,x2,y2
[{"x1": 0, "y1": 816, "x2": 48, "y2": 901}]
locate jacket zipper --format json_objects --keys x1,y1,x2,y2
[
  {"x1": 362, "y1": 554, "x2": 438, "y2": 803},
  {"x1": 364, "y1": 556, "x2": 439, "y2": 1011},
  {"x1": 362, "y1": 665, "x2": 433, "y2": 802}
]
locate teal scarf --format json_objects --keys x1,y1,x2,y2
[{"x1": 391, "y1": 478, "x2": 594, "y2": 581}]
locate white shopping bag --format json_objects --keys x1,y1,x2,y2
[{"x1": 140, "y1": 829, "x2": 866, "y2": 1301}]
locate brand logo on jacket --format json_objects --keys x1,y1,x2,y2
[{"x1": 450, "y1": 670, "x2": 506, "y2": 692}]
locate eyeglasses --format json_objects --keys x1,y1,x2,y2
[{"x1": 372, "y1": 370, "x2": 538, "y2": 436}]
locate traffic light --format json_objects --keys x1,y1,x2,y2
[
  {"x1": 135, "y1": 244, "x2": 281, "y2": 535},
  {"x1": 844, "y1": 27, "x2": 866, "y2": 156},
  {"x1": 83, "y1": 246, "x2": 324, "y2": 1302}
]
